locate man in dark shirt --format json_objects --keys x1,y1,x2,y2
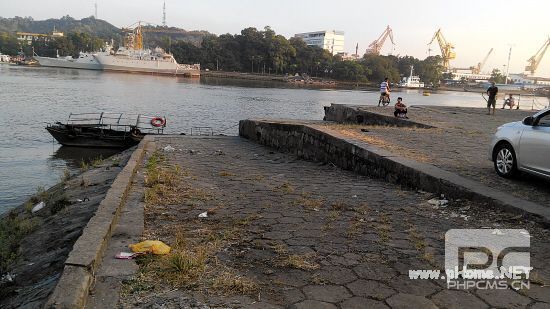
[{"x1": 486, "y1": 82, "x2": 498, "y2": 115}]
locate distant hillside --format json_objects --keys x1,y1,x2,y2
[
  {"x1": 0, "y1": 16, "x2": 211, "y2": 46},
  {"x1": 0, "y1": 16, "x2": 121, "y2": 40}
]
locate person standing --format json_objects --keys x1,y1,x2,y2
[
  {"x1": 486, "y1": 81, "x2": 498, "y2": 115},
  {"x1": 379, "y1": 78, "x2": 391, "y2": 106}
]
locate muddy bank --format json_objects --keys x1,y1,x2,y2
[{"x1": 0, "y1": 147, "x2": 134, "y2": 309}]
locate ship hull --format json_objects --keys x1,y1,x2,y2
[
  {"x1": 94, "y1": 55, "x2": 200, "y2": 77},
  {"x1": 46, "y1": 125, "x2": 142, "y2": 148},
  {"x1": 35, "y1": 56, "x2": 102, "y2": 70}
]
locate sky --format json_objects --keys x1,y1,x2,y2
[{"x1": 2, "y1": 0, "x2": 549, "y2": 77}]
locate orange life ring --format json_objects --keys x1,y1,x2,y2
[{"x1": 151, "y1": 117, "x2": 166, "y2": 127}]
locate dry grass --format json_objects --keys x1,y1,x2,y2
[
  {"x1": 330, "y1": 201, "x2": 347, "y2": 211},
  {"x1": 294, "y1": 196, "x2": 324, "y2": 210},
  {"x1": 212, "y1": 271, "x2": 258, "y2": 295},
  {"x1": 280, "y1": 253, "x2": 320, "y2": 271},
  {"x1": 346, "y1": 217, "x2": 365, "y2": 238},
  {"x1": 374, "y1": 213, "x2": 392, "y2": 243},
  {"x1": 219, "y1": 171, "x2": 236, "y2": 177},
  {"x1": 274, "y1": 182, "x2": 294, "y2": 194},
  {"x1": 407, "y1": 224, "x2": 435, "y2": 265}
]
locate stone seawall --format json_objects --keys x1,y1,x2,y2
[
  {"x1": 323, "y1": 103, "x2": 434, "y2": 128},
  {"x1": 239, "y1": 119, "x2": 550, "y2": 222}
]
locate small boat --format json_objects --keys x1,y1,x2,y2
[
  {"x1": 399, "y1": 65, "x2": 425, "y2": 88},
  {"x1": 46, "y1": 112, "x2": 166, "y2": 148}
]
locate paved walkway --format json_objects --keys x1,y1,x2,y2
[
  {"x1": 324, "y1": 105, "x2": 550, "y2": 207},
  {"x1": 119, "y1": 136, "x2": 550, "y2": 308}
]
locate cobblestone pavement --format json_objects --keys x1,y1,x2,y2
[
  {"x1": 119, "y1": 136, "x2": 550, "y2": 308},
  {"x1": 323, "y1": 105, "x2": 550, "y2": 207}
]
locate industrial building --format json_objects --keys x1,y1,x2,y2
[{"x1": 294, "y1": 30, "x2": 345, "y2": 55}]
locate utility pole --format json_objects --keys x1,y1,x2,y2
[
  {"x1": 94, "y1": 2, "x2": 98, "y2": 19},
  {"x1": 505, "y1": 45, "x2": 513, "y2": 84},
  {"x1": 162, "y1": 1, "x2": 167, "y2": 27}
]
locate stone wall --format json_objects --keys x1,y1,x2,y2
[{"x1": 323, "y1": 103, "x2": 434, "y2": 128}]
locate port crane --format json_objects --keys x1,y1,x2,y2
[
  {"x1": 121, "y1": 21, "x2": 190, "y2": 50},
  {"x1": 365, "y1": 26, "x2": 395, "y2": 55},
  {"x1": 525, "y1": 37, "x2": 550, "y2": 75},
  {"x1": 428, "y1": 29, "x2": 456, "y2": 70},
  {"x1": 471, "y1": 48, "x2": 493, "y2": 74}
]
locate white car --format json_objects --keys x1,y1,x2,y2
[{"x1": 490, "y1": 108, "x2": 550, "y2": 179}]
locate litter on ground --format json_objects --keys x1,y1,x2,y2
[
  {"x1": 31, "y1": 201, "x2": 45, "y2": 213},
  {"x1": 129, "y1": 240, "x2": 171, "y2": 255}
]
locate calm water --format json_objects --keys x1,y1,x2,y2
[{"x1": 1, "y1": 64, "x2": 548, "y2": 214}]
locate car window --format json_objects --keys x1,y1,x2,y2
[{"x1": 538, "y1": 114, "x2": 550, "y2": 127}]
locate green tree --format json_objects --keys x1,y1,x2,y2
[
  {"x1": 0, "y1": 33, "x2": 20, "y2": 55},
  {"x1": 490, "y1": 69, "x2": 507, "y2": 84},
  {"x1": 332, "y1": 60, "x2": 365, "y2": 81},
  {"x1": 418, "y1": 56, "x2": 445, "y2": 86},
  {"x1": 360, "y1": 54, "x2": 399, "y2": 83}
]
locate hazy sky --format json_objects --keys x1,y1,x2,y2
[{"x1": 3, "y1": 0, "x2": 549, "y2": 76}]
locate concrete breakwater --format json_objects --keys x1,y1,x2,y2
[{"x1": 239, "y1": 118, "x2": 550, "y2": 222}]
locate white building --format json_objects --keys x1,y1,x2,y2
[
  {"x1": 294, "y1": 30, "x2": 345, "y2": 55},
  {"x1": 0, "y1": 54, "x2": 10, "y2": 62},
  {"x1": 449, "y1": 68, "x2": 491, "y2": 82},
  {"x1": 509, "y1": 74, "x2": 550, "y2": 87}
]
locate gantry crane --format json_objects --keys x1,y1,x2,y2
[
  {"x1": 428, "y1": 29, "x2": 456, "y2": 70},
  {"x1": 471, "y1": 48, "x2": 493, "y2": 74},
  {"x1": 525, "y1": 37, "x2": 550, "y2": 75},
  {"x1": 121, "y1": 21, "x2": 190, "y2": 50},
  {"x1": 365, "y1": 26, "x2": 395, "y2": 55}
]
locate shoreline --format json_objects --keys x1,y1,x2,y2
[{"x1": 0, "y1": 148, "x2": 133, "y2": 308}]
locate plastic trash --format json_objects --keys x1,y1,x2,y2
[
  {"x1": 428, "y1": 198, "x2": 448, "y2": 207},
  {"x1": 198, "y1": 211, "x2": 208, "y2": 218},
  {"x1": 115, "y1": 252, "x2": 145, "y2": 259},
  {"x1": 163, "y1": 145, "x2": 175, "y2": 152},
  {"x1": 129, "y1": 240, "x2": 171, "y2": 255},
  {"x1": 32, "y1": 201, "x2": 45, "y2": 213}
]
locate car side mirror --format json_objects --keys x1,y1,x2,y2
[{"x1": 523, "y1": 116, "x2": 534, "y2": 126}]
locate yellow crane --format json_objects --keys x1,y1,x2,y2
[
  {"x1": 525, "y1": 37, "x2": 550, "y2": 75},
  {"x1": 471, "y1": 48, "x2": 493, "y2": 74},
  {"x1": 365, "y1": 26, "x2": 395, "y2": 55},
  {"x1": 121, "y1": 21, "x2": 190, "y2": 50},
  {"x1": 428, "y1": 28, "x2": 456, "y2": 70}
]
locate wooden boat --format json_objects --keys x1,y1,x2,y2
[{"x1": 46, "y1": 112, "x2": 166, "y2": 148}]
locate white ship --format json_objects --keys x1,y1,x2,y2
[
  {"x1": 35, "y1": 52, "x2": 103, "y2": 70},
  {"x1": 93, "y1": 23, "x2": 200, "y2": 77},
  {"x1": 399, "y1": 65, "x2": 425, "y2": 88}
]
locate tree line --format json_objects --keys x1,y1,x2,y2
[
  {"x1": 1, "y1": 25, "x2": 448, "y2": 84},
  {"x1": 156, "y1": 26, "x2": 446, "y2": 85}
]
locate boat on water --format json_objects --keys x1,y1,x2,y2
[
  {"x1": 46, "y1": 112, "x2": 166, "y2": 148},
  {"x1": 35, "y1": 52, "x2": 103, "y2": 70},
  {"x1": 94, "y1": 23, "x2": 200, "y2": 77},
  {"x1": 399, "y1": 65, "x2": 425, "y2": 88}
]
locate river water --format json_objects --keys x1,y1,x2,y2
[{"x1": 1, "y1": 64, "x2": 549, "y2": 214}]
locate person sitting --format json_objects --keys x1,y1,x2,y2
[
  {"x1": 394, "y1": 97, "x2": 408, "y2": 118},
  {"x1": 502, "y1": 94, "x2": 516, "y2": 110}
]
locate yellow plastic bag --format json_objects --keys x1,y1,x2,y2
[{"x1": 129, "y1": 240, "x2": 171, "y2": 255}]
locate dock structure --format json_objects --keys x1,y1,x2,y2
[{"x1": 44, "y1": 109, "x2": 550, "y2": 307}]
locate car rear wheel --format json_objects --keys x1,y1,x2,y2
[{"x1": 494, "y1": 143, "x2": 517, "y2": 178}]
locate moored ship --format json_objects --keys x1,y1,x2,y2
[
  {"x1": 94, "y1": 22, "x2": 200, "y2": 77},
  {"x1": 35, "y1": 52, "x2": 103, "y2": 70}
]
